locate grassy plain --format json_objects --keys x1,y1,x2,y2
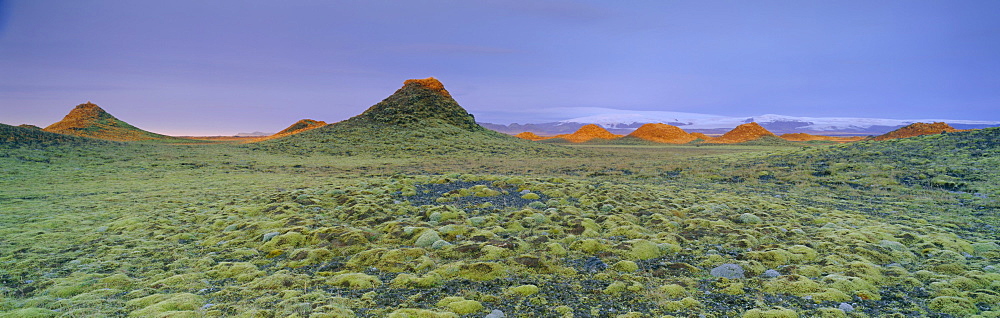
[{"x1": 1, "y1": 129, "x2": 998, "y2": 317}]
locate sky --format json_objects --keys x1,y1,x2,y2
[{"x1": 1, "y1": 0, "x2": 999, "y2": 135}]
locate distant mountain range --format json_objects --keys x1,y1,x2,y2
[{"x1": 480, "y1": 109, "x2": 1000, "y2": 136}]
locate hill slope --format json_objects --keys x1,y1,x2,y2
[
  {"x1": 43, "y1": 102, "x2": 186, "y2": 142},
  {"x1": 543, "y1": 124, "x2": 623, "y2": 143},
  {"x1": 627, "y1": 123, "x2": 696, "y2": 144},
  {"x1": 255, "y1": 78, "x2": 583, "y2": 157},
  {"x1": 705, "y1": 122, "x2": 776, "y2": 143},
  {"x1": 251, "y1": 119, "x2": 328, "y2": 142},
  {"x1": 1, "y1": 123, "x2": 114, "y2": 148},
  {"x1": 873, "y1": 122, "x2": 964, "y2": 141}
]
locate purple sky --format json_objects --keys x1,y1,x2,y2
[{"x1": 1, "y1": 0, "x2": 999, "y2": 135}]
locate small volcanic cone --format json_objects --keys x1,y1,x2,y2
[
  {"x1": 554, "y1": 124, "x2": 623, "y2": 143},
  {"x1": 252, "y1": 119, "x2": 327, "y2": 142},
  {"x1": 706, "y1": 122, "x2": 776, "y2": 143},
  {"x1": 514, "y1": 131, "x2": 548, "y2": 141},
  {"x1": 44, "y1": 102, "x2": 179, "y2": 141},
  {"x1": 349, "y1": 77, "x2": 479, "y2": 130},
  {"x1": 256, "y1": 77, "x2": 581, "y2": 157},
  {"x1": 627, "y1": 123, "x2": 696, "y2": 144},
  {"x1": 873, "y1": 122, "x2": 964, "y2": 141}
]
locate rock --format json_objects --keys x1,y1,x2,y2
[
  {"x1": 582, "y1": 257, "x2": 608, "y2": 272},
  {"x1": 261, "y1": 232, "x2": 280, "y2": 242},
  {"x1": 763, "y1": 269, "x2": 781, "y2": 278},
  {"x1": 431, "y1": 239, "x2": 452, "y2": 249},
  {"x1": 484, "y1": 309, "x2": 506, "y2": 318},
  {"x1": 711, "y1": 264, "x2": 745, "y2": 279},
  {"x1": 838, "y1": 302, "x2": 854, "y2": 313}
]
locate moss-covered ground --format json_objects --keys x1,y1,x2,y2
[{"x1": 1, "y1": 129, "x2": 998, "y2": 317}]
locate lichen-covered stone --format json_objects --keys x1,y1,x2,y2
[{"x1": 710, "y1": 263, "x2": 745, "y2": 279}]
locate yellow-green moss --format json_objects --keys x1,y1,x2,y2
[
  {"x1": 611, "y1": 260, "x2": 639, "y2": 272},
  {"x1": 126, "y1": 293, "x2": 204, "y2": 317},
  {"x1": 745, "y1": 249, "x2": 793, "y2": 267},
  {"x1": 928, "y1": 296, "x2": 979, "y2": 316},
  {"x1": 762, "y1": 275, "x2": 823, "y2": 296},
  {"x1": 604, "y1": 281, "x2": 628, "y2": 295},
  {"x1": 388, "y1": 308, "x2": 459, "y2": 318},
  {"x1": 814, "y1": 308, "x2": 846, "y2": 318},
  {"x1": 571, "y1": 238, "x2": 608, "y2": 254},
  {"x1": 808, "y1": 288, "x2": 851, "y2": 303},
  {"x1": 661, "y1": 297, "x2": 700, "y2": 311},
  {"x1": 391, "y1": 273, "x2": 442, "y2": 288},
  {"x1": 328, "y1": 273, "x2": 382, "y2": 289},
  {"x1": 248, "y1": 271, "x2": 308, "y2": 290},
  {"x1": 787, "y1": 245, "x2": 818, "y2": 262},
  {"x1": 44, "y1": 273, "x2": 101, "y2": 298},
  {"x1": 149, "y1": 273, "x2": 208, "y2": 290},
  {"x1": 658, "y1": 284, "x2": 688, "y2": 299},
  {"x1": 741, "y1": 307, "x2": 799, "y2": 318},
  {"x1": 507, "y1": 284, "x2": 540, "y2": 296},
  {"x1": 457, "y1": 262, "x2": 505, "y2": 281},
  {"x1": 209, "y1": 262, "x2": 265, "y2": 282},
  {"x1": 625, "y1": 239, "x2": 662, "y2": 260},
  {"x1": 0, "y1": 308, "x2": 59, "y2": 318},
  {"x1": 821, "y1": 274, "x2": 880, "y2": 300},
  {"x1": 436, "y1": 297, "x2": 484, "y2": 315}
]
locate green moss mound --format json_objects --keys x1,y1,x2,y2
[{"x1": 252, "y1": 79, "x2": 586, "y2": 158}]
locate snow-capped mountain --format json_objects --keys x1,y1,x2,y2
[{"x1": 481, "y1": 109, "x2": 1000, "y2": 136}]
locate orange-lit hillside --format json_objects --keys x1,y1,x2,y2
[
  {"x1": 43, "y1": 102, "x2": 183, "y2": 142},
  {"x1": 514, "y1": 131, "x2": 548, "y2": 141},
  {"x1": 627, "y1": 123, "x2": 696, "y2": 144},
  {"x1": 553, "y1": 124, "x2": 623, "y2": 143},
  {"x1": 705, "y1": 122, "x2": 775, "y2": 143},
  {"x1": 873, "y1": 122, "x2": 965, "y2": 141},
  {"x1": 402, "y1": 77, "x2": 451, "y2": 97},
  {"x1": 250, "y1": 119, "x2": 328, "y2": 142}
]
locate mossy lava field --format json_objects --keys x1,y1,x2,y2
[{"x1": 2, "y1": 125, "x2": 999, "y2": 317}]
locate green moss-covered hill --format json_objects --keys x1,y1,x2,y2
[
  {"x1": 1, "y1": 123, "x2": 115, "y2": 148},
  {"x1": 253, "y1": 78, "x2": 584, "y2": 157},
  {"x1": 43, "y1": 102, "x2": 191, "y2": 142}
]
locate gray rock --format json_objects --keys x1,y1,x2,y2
[
  {"x1": 763, "y1": 269, "x2": 781, "y2": 278},
  {"x1": 838, "y1": 302, "x2": 855, "y2": 313},
  {"x1": 710, "y1": 263, "x2": 745, "y2": 279},
  {"x1": 262, "y1": 232, "x2": 280, "y2": 242},
  {"x1": 485, "y1": 309, "x2": 506, "y2": 318},
  {"x1": 583, "y1": 257, "x2": 608, "y2": 273}
]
